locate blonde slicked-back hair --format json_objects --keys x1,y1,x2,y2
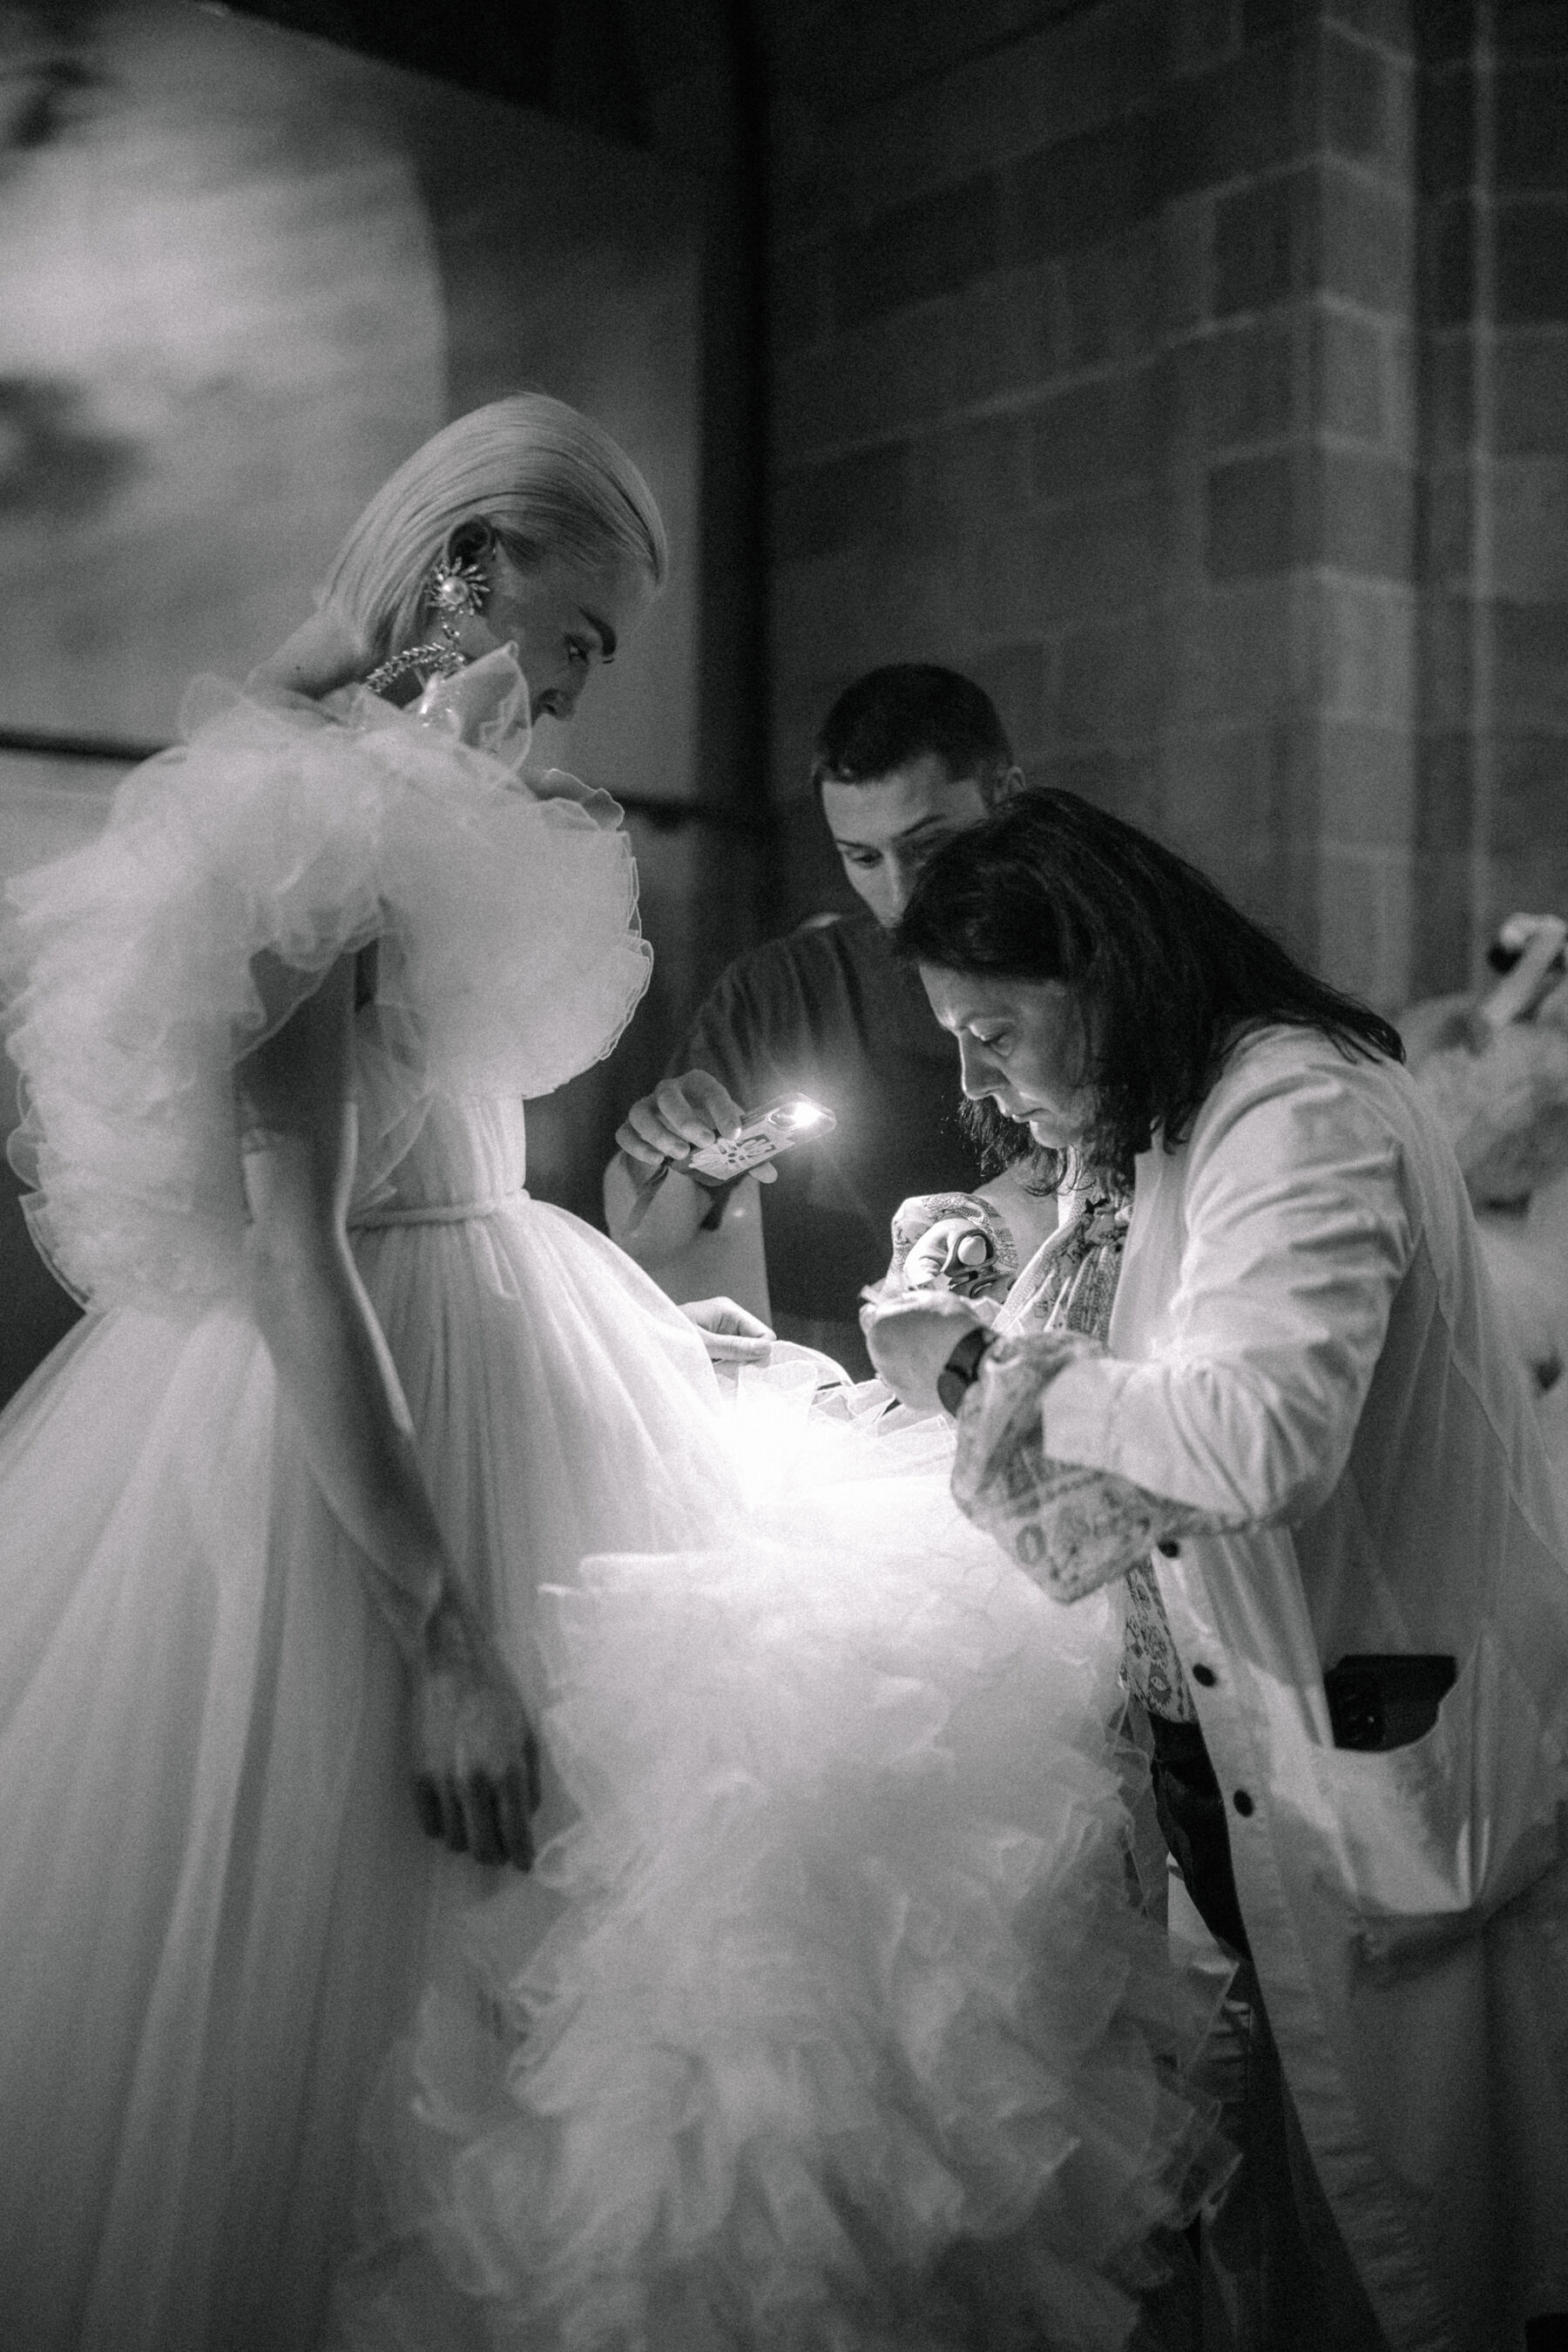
[{"x1": 321, "y1": 393, "x2": 668, "y2": 661}]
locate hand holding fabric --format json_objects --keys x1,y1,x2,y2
[
  {"x1": 860, "y1": 1289, "x2": 986, "y2": 1414},
  {"x1": 681, "y1": 1295, "x2": 776, "y2": 1362}
]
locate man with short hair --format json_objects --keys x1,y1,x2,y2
[{"x1": 605, "y1": 665, "x2": 1042, "y2": 1373}]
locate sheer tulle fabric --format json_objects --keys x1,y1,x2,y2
[
  {"x1": 331, "y1": 1369, "x2": 1225, "y2": 2352},
  {"x1": 0, "y1": 1092, "x2": 737, "y2": 2352},
  {"x1": 2, "y1": 649, "x2": 650, "y2": 1308}
]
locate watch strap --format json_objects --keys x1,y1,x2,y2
[{"x1": 936, "y1": 1324, "x2": 995, "y2": 1416}]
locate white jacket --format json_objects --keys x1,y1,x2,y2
[{"x1": 1038, "y1": 1025, "x2": 1568, "y2": 2351}]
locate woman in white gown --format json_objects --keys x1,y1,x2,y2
[
  {"x1": 0, "y1": 395, "x2": 740, "y2": 2351},
  {"x1": 0, "y1": 394, "x2": 1218, "y2": 2352}
]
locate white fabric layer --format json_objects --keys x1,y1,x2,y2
[
  {"x1": 2, "y1": 649, "x2": 650, "y2": 1308},
  {"x1": 0, "y1": 1090, "x2": 736, "y2": 2352},
  {"x1": 330, "y1": 1362, "x2": 1227, "y2": 2352}
]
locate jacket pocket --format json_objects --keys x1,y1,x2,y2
[{"x1": 1302, "y1": 1628, "x2": 1565, "y2": 1939}]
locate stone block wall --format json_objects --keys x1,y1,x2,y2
[{"x1": 757, "y1": 0, "x2": 1568, "y2": 1010}]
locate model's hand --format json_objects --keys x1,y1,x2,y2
[
  {"x1": 861, "y1": 1291, "x2": 985, "y2": 1414},
  {"x1": 409, "y1": 1592, "x2": 542, "y2": 1869},
  {"x1": 614, "y1": 1071, "x2": 776, "y2": 1185},
  {"x1": 681, "y1": 1296, "x2": 775, "y2": 1362}
]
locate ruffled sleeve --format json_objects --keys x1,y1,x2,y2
[{"x1": 3, "y1": 649, "x2": 652, "y2": 1312}]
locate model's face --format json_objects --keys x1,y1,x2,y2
[
  {"x1": 435, "y1": 543, "x2": 648, "y2": 727},
  {"x1": 820, "y1": 755, "x2": 999, "y2": 929},
  {"x1": 920, "y1": 967, "x2": 1098, "y2": 1153}
]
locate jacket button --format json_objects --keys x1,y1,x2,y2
[
  {"x1": 1193, "y1": 1664, "x2": 1216, "y2": 1686},
  {"x1": 1233, "y1": 1789, "x2": 1254, "y2": 1817},
  {"x1": 1156, "y1": 1538, "x2": 1181, "y2": 1558}
]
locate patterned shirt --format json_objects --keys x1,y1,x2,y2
[{"x1": 953, "y1": 1183, "x2": 1208, "y2": 1723}]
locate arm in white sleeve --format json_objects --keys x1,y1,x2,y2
[
  {"x1": 1029, "y1": 1047, "x2": 1417, "y2": 1526},
  {"x1": 950, "y1": 1329, "x2": 1229, "y2": 1600}
]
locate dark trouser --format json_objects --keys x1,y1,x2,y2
[{"x1": 1144, "y1": 1706, "x2": 1567, "y2": 2351}]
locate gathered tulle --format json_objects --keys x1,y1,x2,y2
[
  {"x1": 332, "y1": 1369, "x2": 1228, "y2": 2352},
  {"x1": 0, "y1": 1093, "x2": 741, "y2": 2352},
  {"x1": 2, "y1": 649, "x2": 650, "y2": 1309}
]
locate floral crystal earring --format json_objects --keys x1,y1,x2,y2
[{"x1": 364, "y1": 551, "x2": 490, "y2": 695}]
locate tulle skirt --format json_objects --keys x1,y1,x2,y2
[
  {"x1": 329, "y1": 1362, "x2": 1225, "y2": 2352},
  {"x1": 0, "y1": 1195, "x2": 734, "y2": 2352}
]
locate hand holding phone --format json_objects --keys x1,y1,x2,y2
[{"x1": 685, "y1": 1096, "x2": 837, "y2": 1180}]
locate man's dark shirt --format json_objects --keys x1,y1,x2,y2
[{"x1": 667, "y1": 912, "x2": 984, "y2": 1375}]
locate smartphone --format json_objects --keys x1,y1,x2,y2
[
  {"x1": 685, "y1": 1095, "x2": 836, "y2": 1182},
  {"x1": 1322, "y1": 1654, "x2": 1456, "y2": 1752}
]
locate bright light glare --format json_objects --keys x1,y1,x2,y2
[{"x1": 778, "y1": 1100, "x2": 827, "y2": 1130}]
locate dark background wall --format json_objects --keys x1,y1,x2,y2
[{"x1": 756, "y1": 0, "x2": 1568, "y2": 1011}]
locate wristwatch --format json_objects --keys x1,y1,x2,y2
[{"x1": 936, "y1": 1324, "x2": 995, "y2": 1417}]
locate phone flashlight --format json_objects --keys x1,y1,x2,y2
[{"x1": 685, "y1": 1094, "x2": 837, "y2": 1182}]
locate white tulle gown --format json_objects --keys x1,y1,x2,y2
[
  {"x1": 0, "y1": 651, "x2": 1219, "y2": 2352},
  {"x1": 0, "y1": 652, "x2": 735, "y2": 2352}
]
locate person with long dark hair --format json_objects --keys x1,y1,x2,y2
[{"x1": 862, "y1": 789, "x2": 1568, "y2": 2352}]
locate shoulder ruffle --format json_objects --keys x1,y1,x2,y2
[{"x1": 3, "y1": 651, "x2": 651, "y2": 1309}]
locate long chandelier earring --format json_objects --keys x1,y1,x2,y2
[{"x1": 364, "y1": 551, "x2": 490, "y2": 695}]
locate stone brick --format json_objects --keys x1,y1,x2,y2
[
  {"x1": 1315, "y1": 577, "x2": 1416, "y2": 720},
  {"x1": 1315, "y1": 306, "x2": 1388, "y2": 442},
  {"x1": 1417, "y1": 60, "x2": 1477, "y2": 199},
  {"x1": 963, "y1": 640, "x2": 1051, "y2": 760},
  {"x1": 1490, "y1": 457, "x2": 1568, "y2": 600},
  {"x1": 1058, "y1": 222, "x2": 1161, "y2": 371},
  {"x1": 1206, "y1": 448, "x2": 1297, "y2": 576},
  {"x1": 1165, "y1": 0, "x2": 1240, "y2": 80},
  {"x1": 1316, "y1": 720, "x2": 1415, "y2": 843},
  {"x1": 1415, "y1": 732, "x2": 1477, "y2": 853},
  {"x1": 1423, "y1": 195, "x2": 1478, "y2": 328},
  {"x1": 1004, "y1": 112, "x2": 1159, "y2": 270},
  {"x1": 1039, "y1": 747, "x2": 1160, "y2": 826},
  {"x1": 1161, "y1": 190, "x2": 1214, "y2": 332},
  {"x1": 1419, "y1": 460, "x2": 1477, "y2": 586},
  {"x1": 1320, "y1": 164, "x2": 1415, "y2": 311},
  {"x1": 770, "y1": 303, "x2": 961, "y2": 462},
  {"x1": 1315, "y1": 447, "x2": 1414, "y2": 577},
  {"x1": 1032, "y1": 370, "x2": 1158, "y2": 503},
  {"x1": 1315, "y1": 843, "x2": 1411, "y2": 1008},
  {"x1": 1054, "y1": 612, "x2": 1163, "y2": 743},
  {"x1": 1031, "y1": 489, "x2": 1161, "y2": 625},
  {"x1": 835, "y1": 172, "x2": 999, "y2": 331},
  {"x1": 772, "y1": 444, "x2": 909, "y2": 565},
  {"x1": 1408, "y1": 850, "x2": 1474, "y2": 997},
  {"x1": 915, "y1": 411, "x2": 1036, "y2": 547},
  {"x1": 1213, "y1": 170, "x2": 1298, "y2": 314},
  {"x1": 1494, "y1": 64, "x2": 1568, "y2": 194},
  {"x1": 1426, "y1": 329, "x2": 1476, "y2": 457},
  {"x1": 1495, "y1": 3, "x2": 1568, "y2": 63},
  {"x1": 944, "y1": 262, "x2": 1068, "y2": 408},
  {"x1": 1153, "y1": 37, "x2": 1308, "y2": 202},
  {"x1": 1168, "y1": 578, "x2": 1298, "y2": 729},
  {"x1": 1416, "y1": 3, "x2": 1484, "y2": 68},
  {"x1": 964, "y1": 517, "x2": 1058, "y2": 641},
  {"x1": 1495, "y1": 200, "x2": 1568, "y2": 327},
  {"x1": 1493, "y1": 729, "x2": 1568, "y2": 853},
  {"x1": 1491, "y1": 597, "x2": 1568, "y2": 727},
  {"x1": 1159, "y1": 721, "x2": 1292, "y2": 841},
  {"x1": 1198, "y1": 316, "x2": 1299, "y2": 447},
  {"x1": 1416, "y1": 592, "x2": 1477, "y2": 731},
  {"x1": 770, "y1": 240, "x2": 828, "y2": 355},
  {"x1": 770, "y1": 539, "x2": 975, "y2": 679},
  {"x1": 1493, "y1": 328, "x2": 1568, "y2": 454},
  {"x1": 831, "y1": 0, "x2": 1162, "y2": 214},
  {"x1": 1317, "y1": 24, "x2": 1405, "y2": 172},
  {"x1": 1321, "y1": 0, "x2": 1418, "y2": 50}
]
